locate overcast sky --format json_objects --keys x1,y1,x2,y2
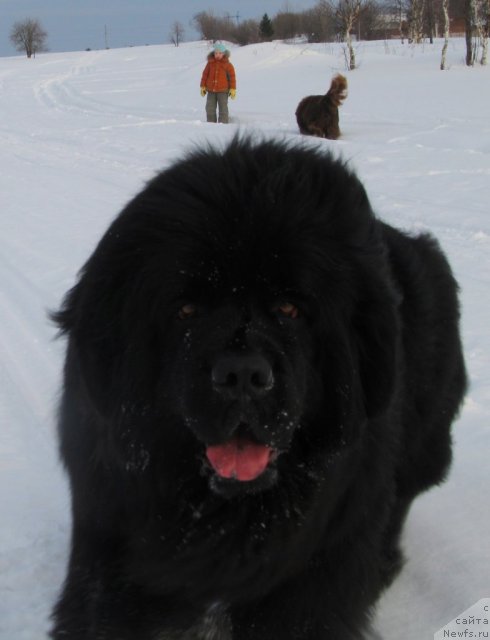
[{"x1": 0, "y1": 0, "x2": 317, "y2": 57}]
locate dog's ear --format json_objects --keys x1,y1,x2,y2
[{"x1": 53, "y1": 264, "x2": 159, "y2": 419}]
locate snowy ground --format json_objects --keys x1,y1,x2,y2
[{"x1": 0, "y1": 38, "x2": 488, "y2": 639}]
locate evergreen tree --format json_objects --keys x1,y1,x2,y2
[{"x1": 259, "y1": 13, "x2": 274, "y2": 41}]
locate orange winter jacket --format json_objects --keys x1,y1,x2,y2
[{"x1": 200, "y1": 52, "x2": 236, "y2": 93}]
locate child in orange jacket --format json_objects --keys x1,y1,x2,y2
[{"x1": 200, "y1": 43, "x2": 236, "y2": 124}]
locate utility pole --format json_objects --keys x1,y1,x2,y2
[
  {"x1": 225, "y1": 12, "x2": 240, "y2": 24},
  {"x1": 104, "y1": 24, "x2": 109, "y2": 49}
]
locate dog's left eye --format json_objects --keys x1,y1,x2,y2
[
  {"x1": 275, "y1": 302, "x2": 299, "y2": 319},
  {"x1": 178, "y1": 304, "x2": 197, "y2": 320}
]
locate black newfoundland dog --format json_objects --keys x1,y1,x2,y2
[{"x1": 51, "y1": 137, "x2": 466, "y2": 640}]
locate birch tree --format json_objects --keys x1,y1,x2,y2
[
  {"x1": 407, "y1": 0, "x2": 426, "y2": 42},
  {"x1": 440, "y1": 0, "x2": 450, "y2": 69},
  {"x1": 326, "y1": 0, "x2": 363, "y2": 69},
  {"x1": 465, "y1": 0, "x2": 490, "y2": 65},
  {"x1": 476, "y1": 0, "x2": 489, "y2": 64}
]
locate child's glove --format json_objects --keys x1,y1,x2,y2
[
  {"x1": 200, "y1": 87, "x2": 207, "y2": 97},
  {"x1": 229, "y1": 89, "x2": 236, "y2": 99}
]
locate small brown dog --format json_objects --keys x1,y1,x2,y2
[{"x1": 295, "y1": 74, "x2": 348, "y2": 139}]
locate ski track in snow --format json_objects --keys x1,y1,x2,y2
[{"x1": 0, "y1": 39, "x2": 489, "y2": 640}]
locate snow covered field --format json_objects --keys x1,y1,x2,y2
[{"x1": 0, "y1": 38, "x2": 488, "y2": 639}]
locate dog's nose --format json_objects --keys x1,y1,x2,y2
[{"x1": 212, "y1": 354, "x2": 274, "y2": 398}]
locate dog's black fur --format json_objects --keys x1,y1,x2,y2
[
  {"x1": 296, "y1": 74, "x2": 347, "y2": 139},
  {"x1": 51, "y1": 137, "x2": 466, "y2": 640}
]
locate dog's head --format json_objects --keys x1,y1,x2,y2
[{"x1": 55, "y1": 137, "x2": 400, "y2": 498}]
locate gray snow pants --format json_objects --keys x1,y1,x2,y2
[{"x1": 205, "y1": 92, "x2": 229, "y2": 124}]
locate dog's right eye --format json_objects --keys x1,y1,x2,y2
[
  {"x1": 178, "y1": 304, "x2": 197, "y2": 320},
  {"x1": 274, "y1": 302, "x2": 300, "y2": 320}
]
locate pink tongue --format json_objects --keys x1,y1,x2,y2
[{"x1": 206, "y1": 438, "x2": 271, "y2": 481}]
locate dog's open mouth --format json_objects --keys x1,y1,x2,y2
[{"x1": 206, "y1": 428, "x2": 275, "y2": 482}]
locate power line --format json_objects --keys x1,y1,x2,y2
[{"x1": 224, "y1": 12, "x2": 240, "y2": 24}]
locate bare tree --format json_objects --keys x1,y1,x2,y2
[
  {"x1": 193, "y1": 11, "x2": 222, "y2": 41},
  {"x1": 397, "y1": 0, "x2": 408, "y2": 42},
  {"x1": 301, "y1": 4, "x2": 336, "y2": 42},
  {"x1": 406, "y1": 0, "x2": 426, "y2": 42},
  {"x1": 357, "y1": 2, "x2": 386, "y2": 39},
  {"x1": 440, "y1": 0, "x2": 451, "y2": 68},
  {"x1": 273, "y1": 10, "x2": 302, "y2": 40},
  {"x1": 464, "y1": 0, "x2": 489, "y2": 64},
  {"x1": 475, "y1": 0, "x2": 489, "y2": 63},
  {"x1": 169, "y1": 21, "x2": 185, "y2": 47},
  {"x1": 482, "y1": 0, "x2": 490, "y2": 64},
  {"x1": 193, "y1": 11, "x2": 236, "y2": 42},
  {"x1": 326, "y1": 0, "x2": 364, "y2": 69},
  {"x1": 10, "y1": 18, "x2": 48, "y2": 58},
  {"x1": 425, "y1": 0, "x2": 437, "y2": 42},
  {"x1": 234, "y1": 19, "x2": 260, "y2": 45},
  {"x1": 380, "y1": 0, "x2": 408, "y2": 42},
  {"x1": 464, "y1": 0, "x2": 477, "y2": 63}
]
